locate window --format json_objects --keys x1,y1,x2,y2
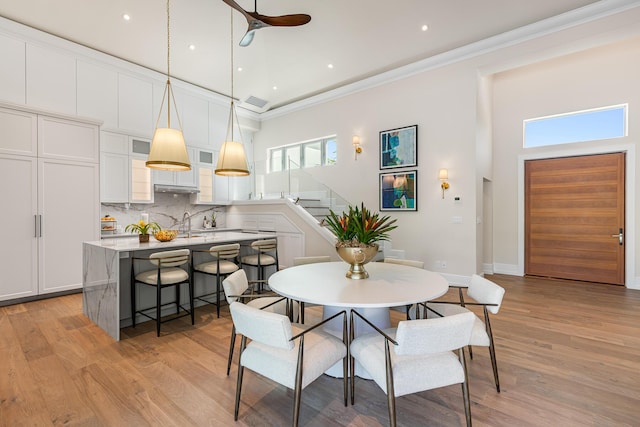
[
  {"x1": 268, "y1": 135, "x2": 337, "y2": 172},
  {"x1": 524, "y1": 104, "x2": 627, "y2": 148}
]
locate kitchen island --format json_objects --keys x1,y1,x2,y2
[{"x1": 82, "y1": 231, "x2": 276, "y2": 340}]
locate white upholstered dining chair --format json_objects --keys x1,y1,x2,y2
[
  {"x1": 229, "y1": 302, "x2": 348, "y2": 426},
  {"x1": 222, "y1": 269, "x2": 298, "y2": 375},
  {"x1": 383, "y1": 257, "x2": 425, "y2": 320},
  {"x1": 350, "y1": 310, "x2": 475, "y2": 427},
  {"x1": 425, "y1": 274, "x2": 506, "y2": 392}
]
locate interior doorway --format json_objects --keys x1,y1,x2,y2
[{"x1": 524, "y1": 152, "x2": 625, "y2": 285}]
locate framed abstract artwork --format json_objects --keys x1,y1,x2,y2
[
  {"x1": 379, "y1": 125, "x2": 417, "y2": 169},
  {"x1": 379, "y1": 170, "x2": 418, "y2": 211}
]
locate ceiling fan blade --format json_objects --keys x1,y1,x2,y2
[
  {"x1": 239, "y1": 29, "x2": 256, "y2": 47},
  {"x1": 221, "y1": 0, "x2": 253, "y2": 23},
  {"x1": 250, "y1": 13, "x2": 311, "y2": 27}
]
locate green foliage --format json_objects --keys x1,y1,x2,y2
[
  {"x1": 125, "y1": 220, "x2": 160, "y2": 235},
  {"x1": 324, "y1": 203, "x2": 397, "y2": 246}
]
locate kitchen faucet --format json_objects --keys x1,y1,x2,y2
[{"x1": 182, "y1": 211, "x2": 192, "y2": 238}]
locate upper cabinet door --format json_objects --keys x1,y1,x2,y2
[
  {"x1": 119, "y1": 74, "x2": 153, "y2": 136},
  {"x1": 38, "y1": 116, "x2": 99, "y2": 163},
  {"x1": 181, "y1": 94, "x2": 209, "y2": 148},
  {"x1": 0, "y1": 33, "x2": 26, "y2": 105},
  {"x1": 0, "y1": 107, "x2": 37, "y2": 156},
  {"x1": 77, "y1": 61, "x2": 118, "y2": 129},
  {"x1": 26, "y1": 44, "x2": 76, "y2": 115}
]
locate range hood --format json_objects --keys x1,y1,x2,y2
[{"x1": 154, "y1": 184, "x2": 199, "y2": 194}]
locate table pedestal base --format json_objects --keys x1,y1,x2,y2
[{"x1": 321, "y1": 305, "x2": 391, "y2": 379}]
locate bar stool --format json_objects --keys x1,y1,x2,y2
[
  {"x1": 191, "y1": 243, "x2": 241, "y2": 318},
  {"x1": 240, "y1": 238, "x2": 279, "y2": 292},
  {"x1": 131, "y1": 248, "x2": 194, "y2": 337}
]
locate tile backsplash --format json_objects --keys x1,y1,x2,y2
[{"x1": 101, "y1": 193, "x2": 225, "y2": 233}]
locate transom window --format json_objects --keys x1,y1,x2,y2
[
  {"x1": 524, "y1": 104, "x2": 627, "y2": 148},
  {"x1": 269, "y1": 136, "x2": 337, "y2": 172}
]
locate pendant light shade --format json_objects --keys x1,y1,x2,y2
[
  {"x1": 216, "y1": 10, "x2": 249, "y2": 177},
  {"x1": 147, "y1": 127, "x2": 191, "y2": 171},
  {"x1": 146, "y1": 0, "x2": 191, "y2": 171},
  {"x1": 216, "y1": 140, "x2": 249, "y2": 176}
]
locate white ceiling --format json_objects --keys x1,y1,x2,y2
[{"x1": 0, "y1": 0, "x2": 601, "y2": 112}]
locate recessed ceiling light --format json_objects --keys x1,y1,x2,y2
[
  {"x1": 237, "y1": 67, "x2": 243, "y2": 72},
  {"x1": 421, "y1": 24, "x2": 428, "y2": 31},
  {"x1": 188, "y1": 44, "x2": 196, "y2": 51},
  {"x1": 328, "y1": 64, "x2": 334, "y2": 69},
  {"x1": 123, "y1": 13, "x2": 131, "y2": 21},
  {"x1": 273, "y1": 86, "x2": 278, "y2": 91}
]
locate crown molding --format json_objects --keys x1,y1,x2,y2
[{"x1": 261, "y1": 0, "x2": 640, "y2": 121}]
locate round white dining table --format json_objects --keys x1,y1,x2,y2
[
  {"x1": 269, "y1": 261, "x2": 449, "y2": 308},
  {"x1": 268, "y1": 261, "x2": 449, "y2": 377}
]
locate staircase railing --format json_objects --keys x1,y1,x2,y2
[{"x1": 250, "y1": 158, "x2": 350, "y2": 219}]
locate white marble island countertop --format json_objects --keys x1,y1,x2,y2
[{"x1": 86, "y1": 230, "x2": 276, "y2": 252}]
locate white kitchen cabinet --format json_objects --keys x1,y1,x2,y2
[
  {"x1": 153, "y1": 146, "x2": 197, "y2": 187},
  {"x1": 0, "y1": 108, "x2": 100, "y2": 302},
  {"x1": 38, "y1": 115, "x2": 99, "y2": 163},
  {"x1": 0, "y1": 107, "x2": 37, "y2": 156},
  {"x1": 100, "y1": 152, "x2": 129, "y2": 203},
  {"x1": 39, "y1": 158, "x2": 100, "y2": 294},
  {"x1": 26, "y1": 44, "x2": 76, "y2": 115},
  {"x1": 100, "y1": 132, "x2": 129, "y2": 203},
  {"x1": 191, "y1": 149, "x2": 215, "y2": 205},
  {"x1": 77, "y1": 60, "x2": 119, "y2": 129},
  {"x1": 129, "y1": 137, "x2": 154, "y2": 203},
  {"x1": 118, "y1": 74, "x2": 153, "y2": 135},
  {"x1": 0, "y1": 154, "x2": 38, "y2": 300},
  {"x1": 0, "y1": 33, "x2": 26, "y2": 105}
]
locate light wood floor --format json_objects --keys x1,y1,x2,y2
[{"x1": 1, "y1": 274, "x2": 639, "y2": 426}]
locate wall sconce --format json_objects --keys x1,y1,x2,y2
[
  {"x1": 439, "y1": 168, "x2": 449, "y2": 199},
  {"x1": 353, "y1": 135, "x2": 362, "y2": 160}
]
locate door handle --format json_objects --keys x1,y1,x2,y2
[{"x1": 610, "y1": 228, "x2": 623, "y2": 246}]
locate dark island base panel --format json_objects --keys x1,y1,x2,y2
[{"x1": 82, "y1": 231, "x2": 276, "y2": 340}]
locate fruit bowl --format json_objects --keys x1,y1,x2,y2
[{"x1": 154, "y1": 229, "x2": 178, "y2": 242}]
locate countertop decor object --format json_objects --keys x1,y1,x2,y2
[
  {"x1": 154, "y1": 229, "x2": 178, "y2": 242},
  {"x1": 125, "y1": 220, "x2": 161, "y2": 243},
  {"x1": 324, "y1": 203, "x2": 397, "y2": 279}
]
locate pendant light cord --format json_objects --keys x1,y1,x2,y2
[
  {"x1": 230, "y1": 8, "x2": 235, "y2": 141},
  {"x1": 166, "y1": 0, "x2": 171, "y2": 128}
]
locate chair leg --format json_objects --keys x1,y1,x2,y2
[
  {"x1": 234, "y1": 336, "x2": 247, "y2": 421},
  {"x1": 215, "y1": 275, "x2": 221, "y2": 318},
  {"x1": 384, "y1": 340, "x2": 396, "y2": 427},
  {"x1": 485, "y1": 311, "x2": 500, "y2": 392},
  {"x1": 226, "y1": 325, "x2": 236, "y2": 376},
  {"x1": 293, "y1": 336, "x2": 305, "y2": 427},
  {"x1": 300, "y1": 301, "x2": 305, "y2": 324},
  {"x1": 459, "y1": 348, "x2": 472, "y2": 427},
  {"x1": 156, "y1": 284, "x2": 162, "y2": 337},
  {"x1": 349, "y1": 312, "x2": 356, "y2": 405},
  {"x1": 131, "y1": 279, "x2": 137, "y2": 328},
  {"x1": 188, "y1": 280, "x2": 195, "y2": 325}
]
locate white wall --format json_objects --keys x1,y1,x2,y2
[
  {"x1": 254, "y1": 62, "x2": 480, "y2": 277},
  {"x1": 253, "y1": 6, "x2": 640, "y2": 285}
]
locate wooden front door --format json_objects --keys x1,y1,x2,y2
[{"x1": 525, "y1": 153, "x2": 625, "y2": 285}]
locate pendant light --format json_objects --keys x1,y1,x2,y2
[
  {"x1": 216, "y1": 10, "x2": 250, "y2": 177},
  {"x1": 146, "y1": 0, "x2": 191, "y2": 171}
]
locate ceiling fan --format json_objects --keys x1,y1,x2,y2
[{"x1": 222, "y1": 0, "x2": 311, "y2": 46}]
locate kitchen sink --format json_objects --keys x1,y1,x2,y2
[{"x1": 177, "y1": 235, "x2": 203, "y2": 239}]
